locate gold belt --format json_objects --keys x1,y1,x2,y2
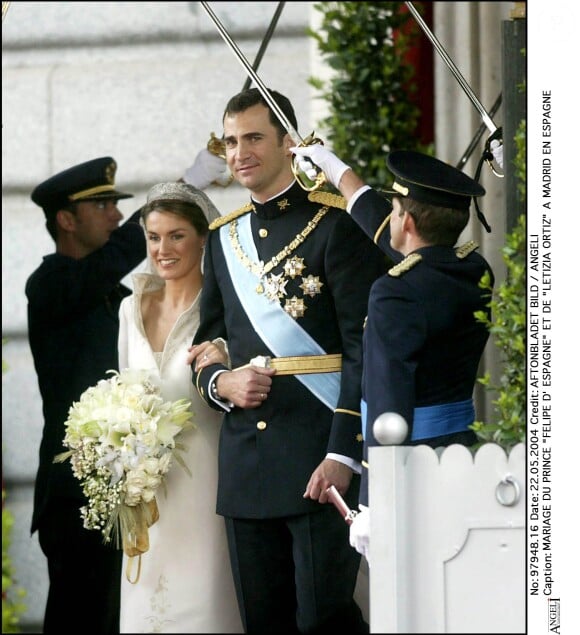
[{"x1": 242, "y1": 353, "x2": 342, "y2": 375}]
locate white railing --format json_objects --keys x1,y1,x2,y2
[{"x1": 369, "y1": 432, "x2": 525, "y2": 633}]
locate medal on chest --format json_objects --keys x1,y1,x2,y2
[{"x1": 229, "y1": 206, "x2": 328, "y2": 317}]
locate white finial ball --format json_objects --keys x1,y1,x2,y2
[{"x1": 373, "y1": 412, "x2": 408, "y2": 445}]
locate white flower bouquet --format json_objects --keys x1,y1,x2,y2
[{"x1": 54, "y1": 368, "x2": 194, "y2": 561}]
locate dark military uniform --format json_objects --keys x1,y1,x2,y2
[
  {"x1": 193, "y1": 181, "x2": 385, "y2": 633},
  {"x1": 347, "y1": 152, "x2": 495, "y2": 506},
  {"x1": 26, "y1": 157, "x2": 145, "y2": 633}
]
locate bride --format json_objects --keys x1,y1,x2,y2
[{"x1": 118, "y1": 181, "x2": 242, "y2": 633}]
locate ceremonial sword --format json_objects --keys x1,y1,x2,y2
[
  {"x1": 405, "y1": 2, "x2": 503, "y2": 174},
  {"x1": 200, "y1": 1, "x2": 326, "y2": 191},
  {"x1": 206, "y1": 2, "x2": 286, "y2": 161},
  {"x1": 242, "y1": 2, "x2": 285, "y2": 92},
  {"x1": 456, "y1": 93, "x2": 502, "y2": 170}
]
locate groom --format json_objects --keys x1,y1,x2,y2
[{"x1": 191, "y1": 87, "x2": 384, "y2": 633}]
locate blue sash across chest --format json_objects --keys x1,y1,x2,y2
[{"x1": 220, "y1": 213, "x2": 340, "y2": 410}]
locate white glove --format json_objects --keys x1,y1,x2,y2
[
  {"x1": 349, "y1": 504, "x2": 370, "y2": 564},
  {"x1": 290, "y1": 145, "x2": 351, "y2": 189},
  {"x1": 183, "y1": 148, "x2": 232, "y2": 189},
  {"x1": 490, "y1": 139, "x2": 503, "y2": 170}
]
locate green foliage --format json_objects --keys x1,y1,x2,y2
[
  {"x1": 471, "y1": 109, "x2": 527, "y2": 450},
  {"x1": 2, "y1": 491, "x2": 27, "y2": 633},
  {"x1": 514, "y1": 118, "x2": 526, "y2": 200},
  {"x1": 471, "y1": 214, "x2": 526, "y2": 449},
  {"x1": 308, "y1": 2, "x2": 431, "y2": 188},
  {"x1": 2, "y1": 343, "x2": 27, "y2": 632}
]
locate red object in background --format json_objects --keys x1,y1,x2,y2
[{"x1": 397, "y1": 2, "x2": 435, "y2": 147}]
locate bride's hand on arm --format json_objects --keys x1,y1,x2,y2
[{"x1": 187, "y1": 340, "x2": 229, "y2": 370}]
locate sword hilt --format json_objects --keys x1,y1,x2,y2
[
  {"x1": 207, "y1": 131, "x2": 226, "y2": 160},
  {"x1": 206, "y1": 132, "x2": 234, "y2": 187},
  {"x1": 483, "y1": 127, "x2": 504, "y2": 178},
  {"x1": 291, "y1": 133, "x2": 327, "y2": 192}
]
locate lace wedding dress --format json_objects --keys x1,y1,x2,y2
[{"x1": 118, "y1": 273, "x2": 242, "y2": 633}]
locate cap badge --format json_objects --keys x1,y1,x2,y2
[
  {"x1": 105, "y1": 161, "x2": 116, "y2": 184},
  {"x1": 392, "y1": 181, "x2": 409, "y2": 197}
]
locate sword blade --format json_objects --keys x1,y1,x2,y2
[
  {"x1": 456, "y1": 93, "x2": 502, "y2": 169},
  {"x1": 200, "y1": 1, "x2": 304, "y2": 145},
  {"x1": 405, "y1": 1, "x2": 497, "y2": 134},
  {"x1": 242, "y1": 2, "x2": 286, "y2": 92},
  {"x1": 2, "y1": 1, "x2": 11, "y2": 22}
]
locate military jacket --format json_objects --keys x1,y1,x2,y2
[
  {"x1": 350, "y1": 188, "x2": 494, "y2": 506},
  {"x1": 26, "y1": 210, "x2": 145, "y2": 532},
  {"x1": 194, "y1": 182, "x2": 385, "y2": 518}
]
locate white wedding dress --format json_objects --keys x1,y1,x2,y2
[{"x1": 118, "y1": 273, "x2": 242, "y2": 633}]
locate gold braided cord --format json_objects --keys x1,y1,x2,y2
[
  {"x1": 373, "y1": 213, "x2": 391, "y2": 245},
  {"x1": 2, "y1": 2, "x2": 11, "y2": 22},
  {"x1": 229, "y1": 206, "x2": 330, "y2": 278}
]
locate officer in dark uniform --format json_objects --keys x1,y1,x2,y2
[
  {"x1": 27, "y1": 157, "x2": 143, "y2": 633},
  {"x1": 191, "y1": 88, "x2": 385, "y2": 633},
  {"x1": 26, "y1": 152, "x2": 222, "y2": 633},
  {"x1": 291, "y1": 144, "x2": 495, "y2": 559}
]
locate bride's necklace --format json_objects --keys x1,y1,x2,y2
[{"x1": 229, "y1": 205, "x2": 329, "y2": 296}]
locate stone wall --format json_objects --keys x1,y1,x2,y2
[
  {"x1": 2, "y1": 2, "x2": 510, "y2": 630},
  {"x1": 2, "y1": 3, "x2": 317, "y2": 629}
]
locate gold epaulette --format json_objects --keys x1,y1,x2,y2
[
  {"x1": 455, "y1": 240, "x2": 479, "y2": 259},
  {"x1": 388, "y1": 253, "x2": 422, "y2": 277},
  {"x1": 208, "y1": 202, "x2": 254, "y2": 230},
  {"x1": 308, "y1": 190, "x2": 347, "y2": 210}
]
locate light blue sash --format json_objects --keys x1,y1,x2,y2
[
  {"x1": 361, "y1": 399, "x2": 367, "y2": 441},
  {"x1": 220, "y1": 214, "x2": 340, "y2": 410}
]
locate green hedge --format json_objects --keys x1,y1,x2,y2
[
  {"x1": 308, "y1": 1, "x2": 431, "y2": 189},
  {"x1": 471, "y1": 113, "x2": 526, "y2": 450}
]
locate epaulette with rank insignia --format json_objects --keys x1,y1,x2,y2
[
  {"x1": 308, "y1": 190, "x2": 347, "y2": 210},
  {"x1": 388, "y1": 252, "x2": 422, "y2": 277},
  {"x1": 455, "y1": 240, "x2": 479, "y2": 259},
  {"x1": 208, "y1": 202, "x2": 254, "y2": 231}
]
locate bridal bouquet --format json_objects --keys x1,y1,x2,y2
[{"x1": 54, "y1": 368, "x2": 194, "y2": 560}]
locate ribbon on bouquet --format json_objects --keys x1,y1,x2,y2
[{"x1": 123, "y1": 498, "x2": 160, "y2": 584}]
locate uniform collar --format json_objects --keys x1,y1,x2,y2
[{"x1": 251, "y1": 180, "x2": 309, "y2": 219}]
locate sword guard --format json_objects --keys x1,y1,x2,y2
[
  {"x1": 291, "y1": 132, "x2": 327, "y2": 192},
  {"x1": 484, "y1": 128, "x2": 504, "y2": 178},
  {"x1": 206, "y1": 131, "x2": 234, "y2": 187},
  {"x1": 207, "y1": 131, "x2": 226, "y2": 159}
]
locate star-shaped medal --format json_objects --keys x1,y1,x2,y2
[
  {"x1": 299, "y1": 275, "x2": 323, "y2": 298},
  {"x1": 283, "y1": 256, "x2": 306, "y2": 279},
  {"x1": 284, "y1": 296, "x2": 306, "y2": 319}
]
